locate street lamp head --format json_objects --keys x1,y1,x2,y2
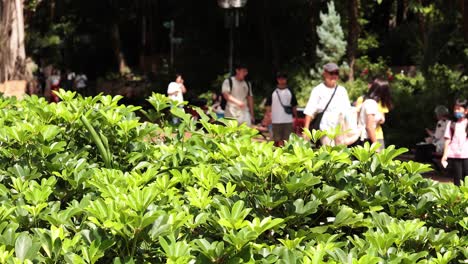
[
  {"x1": 217, "y1": 0, "x2": 248, "y2": 9},
  {"x1": 229, "y1": 0, "x2": 247, "y2": 8},
  {"x1": 217, "y1": 0, "x2": 230, "y2": 9}
]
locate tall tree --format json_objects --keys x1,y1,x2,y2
[
  {"x1": 396, "y1": 0, "x2": 409, "y2": 25},
  {"x1": 463, "y1": 0, "x2": 468, "y2": 41},
  {"x1": 108, "y1": 0, "x2": 130, "y2": 75},
  {"x1": 0, "y1": 0, "x2": 27, "y2": 83},
  {"x1": 347, "y1": 0, "x2": 360, "y2": 81},
  {"x1": 314, "y1": 1, "x2": 346, "y2": 76}
]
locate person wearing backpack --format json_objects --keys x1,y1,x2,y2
[
  {"x1": 264, "y1": 72, "x2": 298, "y2": 147},
  {"x1": 441, "y1": 98, "x2": 468, "y2": 186},
  {"x1": 221, "y1": 64, "x2": 255, "y2": 126}
]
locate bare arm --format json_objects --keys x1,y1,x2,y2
[
  {"x1": 365, "y1": 114, "x2": 377, "y2": 143},
  {"x1": 292, "y1": 106, "x2": 298, "y2": 119},
  {"x1": 223, "y1": 92, "x2": 246, "y2": 109},
  {"x1": 441, "y1": 138, "x2": 451, "y2": 162},
  {"x1": 248, "y1": 95, "x2": 254, "y2": 118},
  {"x1": 180, "y1": 84, "x2": 187, "y2": 94},
  {"x1": 302, "y1": 114, "x2": 315, "y2": 139},
  {"x1": 303, "y1": 114, "x2": 315, "y2": 130}
]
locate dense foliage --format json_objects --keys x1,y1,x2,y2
[{"x1": 0, "y1": 91, "x2": 466, "y2": 263}]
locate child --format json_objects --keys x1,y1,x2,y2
[
  {"x1": 264, "y1": 72, "x2": 298, "y2": 147},
  {"x1": 441, "y1": 99, "x2": 468, "y2": 186}
]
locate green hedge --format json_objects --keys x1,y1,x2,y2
[{"x1": 0, "y1": 90, "x2": 466, "y2": 263}]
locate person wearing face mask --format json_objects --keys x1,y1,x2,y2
[{"x1": 441, "y1": 98, "x2": 468, "y2": 186}]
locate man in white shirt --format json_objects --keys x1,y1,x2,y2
[
  {"x1": 167, "y1": 74, "x2": 187, "y2": 124},
  {"x1": 265, "y1": 72, "x2": 298, "y2": 146},
  {"x1": 303, "y1": 62, "x2": 351, "y2": 146},
  {"x1": 167, "y1": 74, "x2": 186, "y2": 103},
  {"x1": 75, "y1": 73, "x2": 88, "y2": 92},
  {"x1": 221, "y1": 64, "x2": 255, "y2": 126}
]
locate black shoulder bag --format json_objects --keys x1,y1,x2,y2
[
  {"x1": 275, "y1": 90, "x2": 293, "y2": 115},
  {"x1": 310, "y1": 86, "x2": 337, "y2": 130}
]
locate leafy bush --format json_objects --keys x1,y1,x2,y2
[
  {"x1": 386, "y1": 64, "x2": 468, "y2": 147},
  {"x1": 0, "y1": 90, "x2": 466, "y2": 263}
]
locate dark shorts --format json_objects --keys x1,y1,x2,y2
[{"x1": 272, "y1": 123, "x2": 293, "y2": 142}]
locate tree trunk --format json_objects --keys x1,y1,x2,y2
[
  {"x1": 396, "y1": 0, "x2": 408, "y2": 25},
  {"x1": 0, "y1": 0, "x2": 27, "y2": 83},
  {"x1": 347, "y1": 0, "x2": 360, "y2": 81},
  {"x1": 375, "y1": 0, "x2": 393, "y2": 33},
  {"x1": 463, "y1": 0, "x2": 468, "y2": 41},
  {"x1": 110, "y1": 21, "x2": 129, "y2": 75},
  {"x1": 416, "y1": 0, "x2": 427, "y2": 47},
  {"x1": 308, "y1": 0, "x2": 322, "y2": 62}
]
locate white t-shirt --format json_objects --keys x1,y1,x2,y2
[
  {"x1": 167, "y1": 82, "x2": 184, "y2": 102},
  {"x1": 358, "y1": 99, "x2": 383, "y2": 140},
  {"x1": 75, "y1": 74, "x2": 87, "y2": 89},
  {"x1": 67, "y1": 72, "x2": 76, "y2": 81},
  {"x1": 222, "y1": 77, "x2": 252, "y2": 119},
  {"x1": 303, "y1": 83, "x2": 350, "y2": 130},
  {"x1": 266, "y1": 88, "x2": 297, "y2": 124},
  {"x1": 433, "y1": 119, "x2": 448, "y2": 153}
]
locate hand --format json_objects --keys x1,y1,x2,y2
[
  {"x1": 441, "y1": 156, "x2": 448, "y2": 168},
  {"x1": 238, "y1": 101, "x2": 246, "y2": 109},
  {"x1": 250, "y1": 116, "x2": 256, "y2": 125}
]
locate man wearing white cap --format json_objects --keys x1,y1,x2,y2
[{"x1": 303, "y1": 62, "x2": 351, "y2": 146}]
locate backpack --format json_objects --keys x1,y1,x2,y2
[
  {"x1": 220, "y1": 77, "x2": 252, "y2": 110},
  {"x1": 448, "y1": 119, "x2": 468, "y2": 139}
]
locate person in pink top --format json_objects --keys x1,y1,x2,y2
[{"x1": 441, "y1": 98, "x2": 468, "y2": 186}]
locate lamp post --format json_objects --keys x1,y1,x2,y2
[
  {"x1": 163, "y1": 20, "x2": 183, "y2": 68},
  {"x1": 218, "y1": 0, "x2": 248, "y2": 74}
]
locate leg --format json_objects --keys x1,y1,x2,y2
[
  {"x1": 447, "y1": 158, "x2": 462, "y2": 186},
  {"x1": 461, "y1": 158, "x2": 468, "y2": 185},
  {"x1": 272, "y1": 124, "x2": 282, "y2": 147}
]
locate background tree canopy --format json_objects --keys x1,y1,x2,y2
[{"x1": 3, "y1": 0, "x2": 468, "y2": 147}]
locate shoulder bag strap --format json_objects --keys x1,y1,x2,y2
[
  {"x1": 247, "y1": 81, "x2": 252, "y2": 96},
  {"x1": 321, "y1": 85, "x2": 338, "y2": 113},
  {"x1": 275, "y1": 90, "x2": 287, "y2": 107},
  {"x1": 228, "y1": 77, "x2": 233, "y2": 92}
]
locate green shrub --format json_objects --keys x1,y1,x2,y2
[
  {"x1": 386, "y1": 64, "x2": 468, "y2": 147},
  {"x1": 0, "y1": 90, "x2": 466, "y2": 263}
]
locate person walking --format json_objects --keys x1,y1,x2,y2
[
  {"x1": 441, "y1": 98, "x2": 468, "y2": 186},
  {"x1": 265, "y1": 72, "x2": 298, "y2": 147},
  {"x1": 302, "y1": 62, "x2": 351, "y2": 146},
  {"x1": 354, "y1": 77, "x2": 391, "y2": 150},
  {"x1": 167, "y1": 73, "x2": 187, "y2": 124},
  {"x1": 221, "y1": 64, "x2": 255, "y2": 126},
  {"x1": 356, "y1": 78, "x2": 393, "y2": 149},
  {"x1": 74, "y1": 72, "x2": 88, "y2": 94}
]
